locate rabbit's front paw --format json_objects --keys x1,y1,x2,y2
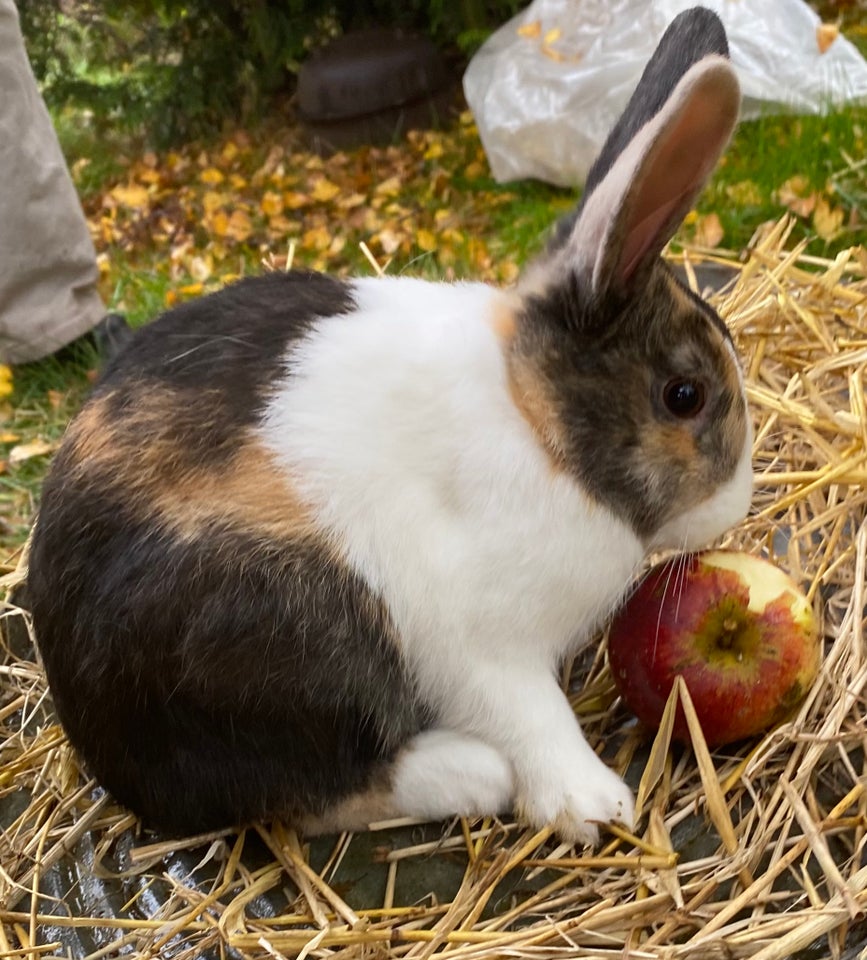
[{"x1": 517, "y1": 756, "x2": 634, "y2": 846}]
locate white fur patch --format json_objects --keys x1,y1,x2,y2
[
  {"x1": 258, "y1": 275, "x2": 646, "y2": 839},
  {"x1": 391, "y1": 729, "x2": 513, "y2": 818}
]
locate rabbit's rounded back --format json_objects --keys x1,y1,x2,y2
[
  {"x1": 28, "y1": 7, "x2": 752, "y2": 840},
  {"x1": 29, "y1": 272, "x2": 432, "y2": 833}
]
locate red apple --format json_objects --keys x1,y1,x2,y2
[{"x1": 607, "y1": 550, "x2": 820, "y2": 747}]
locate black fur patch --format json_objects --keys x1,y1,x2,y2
[
  {"x1": 97, "y1": 270, "x2": 354, "y2": 468},
  {"x1": 29, "y1": 271, "x2": 431, "y2": 834}
]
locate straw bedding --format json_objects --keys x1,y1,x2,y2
[{"x1": 0, "y1": 216, "x2": 865, "y2": 959}]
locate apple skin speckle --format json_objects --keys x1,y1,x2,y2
[{"x1": 607, "y1": 550, "x2": 821, "y2": 747}]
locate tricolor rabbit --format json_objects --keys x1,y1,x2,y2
[{"x1": 29, "y1": 7, "x2": 751, "y2": 842}]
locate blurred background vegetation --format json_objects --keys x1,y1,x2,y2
[
  {"x1": 1, "y1": 0, "x2": 865, "y2": 552},
  {"x1": 16, "y1": 0, "x2": 524, "y2": 146}
]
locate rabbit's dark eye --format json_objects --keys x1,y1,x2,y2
[{"x1": 663, "y1": 378, "x2": 706, "y2": 418}]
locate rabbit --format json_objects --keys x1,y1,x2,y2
[{"x1": 27, "y1": 6, "x2": 753, "y2": 844}]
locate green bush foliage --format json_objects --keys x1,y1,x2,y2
[{"x1": 16, "y1": 0, "x2": 524, "y2": 145}]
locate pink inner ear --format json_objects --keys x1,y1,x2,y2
[
  {"x1": 617, "y1": 80, "x2": 736, "y2": 284},
  {"x1": 618, "y1": 191, "x2": 691, "y2": 280}
]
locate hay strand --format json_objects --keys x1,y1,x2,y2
[{"x1": 1, "y1": 218, "x2": 866, "y2": 957}]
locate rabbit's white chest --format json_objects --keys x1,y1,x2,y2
[{"x1": 259, "y1": 276, "x2": 645, "y2": 697}]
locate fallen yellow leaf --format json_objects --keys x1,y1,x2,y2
[
  {"x1": 225, "y1": 209, "x2": 253, "y2": 242},
  {"x1": 189, "y1": 255, "x2": 213, "y2": 282},
  {"x1": 543, "y1": 27, "x2": 562, "y2": 45},
  {"x1": 375, "y1": 176, "x2": 402, "y2": 197},
  {"x1": 71, "y1": 157, "x2": 91, "y2": 180},
  {"x1": 468, "y1": 237, "x2": 490, "y2": 270},
  {"x1": 813, "y1": 198, "x2": 844, "y2": 240},
  {"x1": 265, "y1": 214, "x2": 294, "y2": 237},
  {"x1": 517, "y1": 20, "x2": 541, "y2": 38},
  {"x1": 416, "y1": 229, "x2": 437, "y2": 252},
  {"x1": 261, "y1": 191, "x2": 284, "y2": 217},
  {"x1": 776, "y1": 175, "x2": 817, "y2": 218},
  {"x1": 499, "y1": 261, "x2": 520, "y2": 284},
  {"x1": 208, "y1": 241, "x2": 229, "y2": 262},
  {"x1": 375, "y1": 228, "x2": 402, "y2": 254},
  {"x1": 202, "y1": 191, "x2": 226, "y2": 216},
  {"x1": 817, "y1": 23, "x2": 839, "y2": 54},
  {"x1": 110, "y1": 183, "x2": 150, "y2": 210},
  {"x1": 99, "y1": 216, "x2": 120, "y2": 244},
  {"x1": 200, "y1": 167, "x2": 225, "y2": 185},
  {"x1": 311, "y1": 178, "x2": 341, "y2": 202},
  {"x1": 694, "y1": 212, "x2": 724, "y2": 248},
  {"x1": 9, "y1": 438, "x2": 56, "y2": 465},
  {"x1": 0, "y1": 432, "x2": 20, "y2": 443},
  {"x1": 208, "y1": 209, "x2": 230, "y2": 238},
  {"x1": 336, "y1": 192, "x2": 367, "y2": 211},
  {"x1": 284, "y1": 191, "x2": 311, "y2": 210},
  {"x1": 302, "y1": 225, "x2": 331, "y2": 251}
]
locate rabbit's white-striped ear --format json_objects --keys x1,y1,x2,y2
[{"x1": 569, "y1": 56, "x2": 739, "y2": 296}]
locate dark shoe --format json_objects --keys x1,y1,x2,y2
[
  {"x1": 92, "y1": 312, "x2": 133, "y2": 362},
  {"x1": 48, "y1": 312, "x2": 133, "y2": 371}
]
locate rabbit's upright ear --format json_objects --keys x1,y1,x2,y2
[{"x1": 549, "y1": 8, "x2": 740, "y2": 298}]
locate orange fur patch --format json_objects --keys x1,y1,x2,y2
[
  {"x1": 506, "y1": 358, "x2": 568, "y2": 472},
  {"x1": 300, "y1": 766, "x2": 397, "y2": 834},
  {"x1": 63, "y1": 389, "x2": 319, "y2": 543},
  {"x1": 62, "y1": 394, "x2": 121, "y2": 468},
  {"x1": 654, "y1": 423, "x2": 699, "y2": 464},
  {"x1": 487, "y1": 297, "x2": 568, "y2": 472},
  {"x1": 153, "y1": 443, "x2": 317, "y2": 542},
  {"x1": 489, "y1": 298, "x2": 518, "y2": 344}
]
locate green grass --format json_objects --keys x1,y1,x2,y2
[
  {"x1": 53, "y1": 107, "x2": 131, "y2": 199},
  {"x1": 0, "y1": 342, "x2": 99, "y2": 557},
  {"x1": 698, "y1": 107, "x2": 867, "y2": 256}
]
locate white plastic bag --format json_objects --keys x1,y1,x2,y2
[{"x1": 463, "y1": 0, "x2": 867, "y2": 186}]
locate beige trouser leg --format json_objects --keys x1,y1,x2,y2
[{"x1": 0, "y1": 0, "x2": 105, "y2": 364}]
